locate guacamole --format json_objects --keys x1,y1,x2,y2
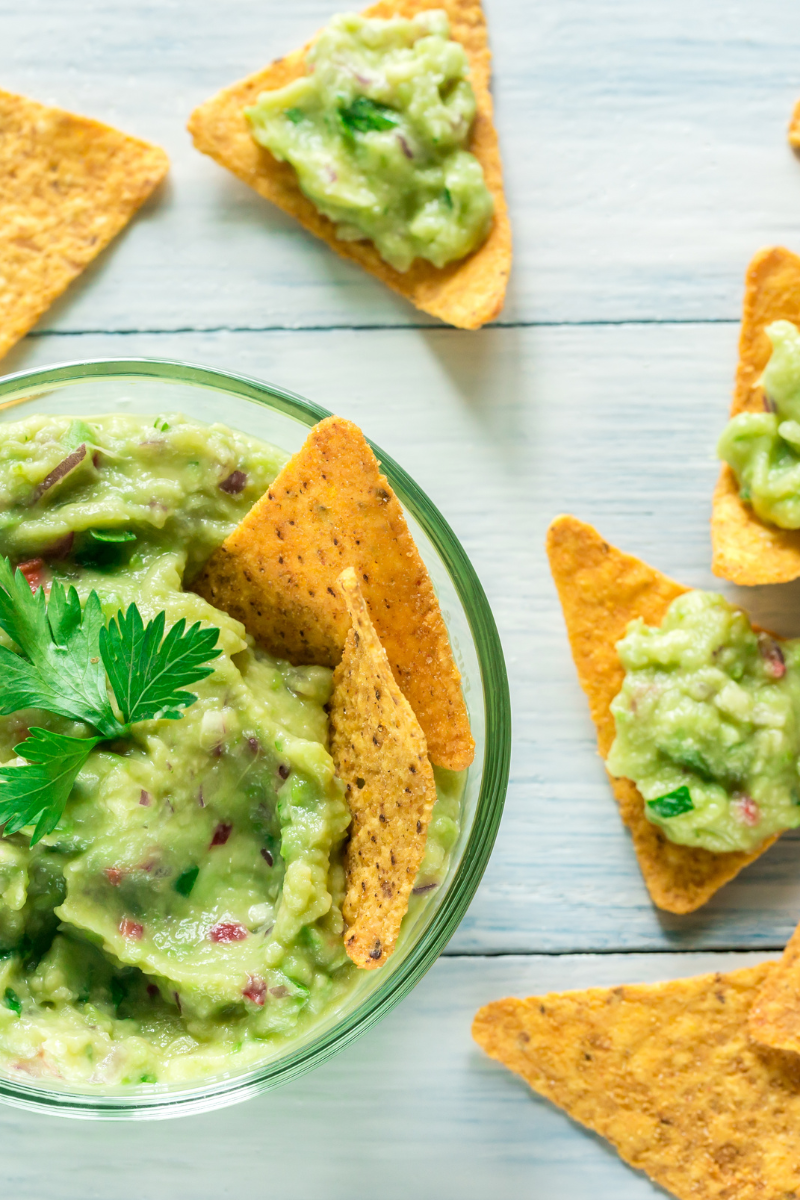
[
  {"x1": 245, "y1": 9, "x2": 494, "y2": 272},
  {"x1": 718, "y1": 320, "x2": 800, "y2": 528},
  {"x1": 607, "y1": 590, "x2": 800, "y2": 853},
  {"x1": 0, "y1": 413, "x2": 461, "y2": 1086}
]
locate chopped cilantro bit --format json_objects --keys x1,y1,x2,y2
[
  {"x1": 284, "y1": 107, "x2": 305, "y2": 124},
  {"x1": 174, "y1": 865, "x2": 199, "y2": 897},
  {"x1": 647, "y1": 786, "x2": 695, "y2": 819},
  {"x1": 339, "y1": 96, "x2": 399, "y2": 133},
  {"x1": 109, "y1": 976, "x2": 127, "y2": 1014},
  {"x1": 3, "y1": 987, "x2": 21, "y2": 1016}
]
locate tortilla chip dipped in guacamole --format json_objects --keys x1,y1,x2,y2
[
  {"x1": 472, "y1": 963, "x2": 800, "y2": 1200},
  {"x1": 749, "y1": 919, "x2": 800, "y2": 1055},
  {"x1": 193, "y1": 415, "x2": 474, "y2": 773},
  {"x1": 0, "y1": 89, "x2": 168, "y2": 362},
  {"x1": 187, "y1": 0, "x2": 510, "y2": 330},
  {"x1": 546, "y1": 515, "x2": 785, "y2": 913},
  {"x1": 712, "y1": 247, "x2": 800, "y2": 585},
  {"x1": 330, "y1": 568, "x2": 437, "y2": 969}
]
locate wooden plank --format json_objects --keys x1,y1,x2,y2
[
  {"x1": 1, "y1": 0, "x2": 799, "y2": 329},
  {"x1": 5, "y1": 322, "x2": 800, "y2": 953},
  {"x1": 0, "y1": 951, "x2": 769, "y2": 1198}
]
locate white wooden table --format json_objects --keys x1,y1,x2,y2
[{"x1": 3, "y1": 1, "x2": 800, "y2": 1195}]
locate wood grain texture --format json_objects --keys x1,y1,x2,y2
[{"x1": 0, "y1": 0, "x2": 799, "y2": 329}]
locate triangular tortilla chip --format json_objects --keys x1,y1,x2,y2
[
  {"x1": 546, "y1": 514, "x2": 776, "y2": 913},
  {"x1": 330, "y1": 567, "x2": 437, "y2": 968},
  {"x1": 749, "y1": 919, "x2": 800, "y2": 1054},
  {"x1": 193, "y1": 415, "x2": 474, "y2": 772},
  {"x1": 472, "y1": 963, "x2": 800, "y2": 1200},
  {"x1": 789, "y1": 99, "x2": 800, "y2": 149},
  {"x1": 186, "y1": 0, "x2": 510, "y2": 330},
  {"x1": 711, "y1": 247, "x2": 800, "y2": 584},
  {"x1": 0, "y1": 89, "x2": 168, "y2": 361}
]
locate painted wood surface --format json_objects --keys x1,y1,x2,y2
[
  {"x1": 2, "y1": 0, "x2": 800, "y2": 329},
  {"x1": 2, "y1": 0, "x2": 800, "y2": 1195}
]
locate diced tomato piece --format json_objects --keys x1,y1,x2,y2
[
  {"x1": 17, "y1": 559, "x2": 46, "y2": 592},
  {"x1": 105, "y1": 867, "x2": 124, "y2": 887},
  {"x1": 119, "y1": 918, "x2": 144, "y2": 940},
  {"x1": 210, "y1": 821, "x2": 232, "y2": 848},
  {"x1": 242, "y1": 975, "x2": 266, "y2": 1006},
  {"x1": 209, "y1": 921, "x2": 248, "y2": 943}
]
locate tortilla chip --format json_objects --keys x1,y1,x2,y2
[
  {"x1": 711, "y1": 246, "x2": 800, "y2": 584},
  {"x1": 545, "y1": 514, "x2": 776, "y2": 913},
  {"x1": 749, "y1": 921, "x2": 800, "y2": 1054},
  {"x1": 187, "y1": 0, "x2": 510, "y2": 330},
  {"x1": 193, "y1": 415, "x2": 474, "y2": 772},
  {"x1": 472, "y1": 962, "x2": 800, "y2": 1199},
  {"x1": 0, "y1": 89, "x2": 169, "y2": 362},
  {"x1": 330, "y1": 567, "x2": 436, "y2": 968},
  {"x1": 789, "y1": 99, "x2": 800, "y2": 149}
]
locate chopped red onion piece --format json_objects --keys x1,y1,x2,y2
[
  {"x1": 119, "y1": 918, "x2": 144, "y2": 940},
  {"x1": 139, "y1": 790, "x2": 152, "y2": 807},
  {"x1": 260, "y1": 847, "x2": 274, "y2": 867},
  {"x1": 44, "y1": 532, "x2": 74, "y2": 560},
  {"x1": 412, "y1": 881, "x2": 438, "y2": 895},
  {"x1": 105, "y1": 867, "x2": 124, "y2": 887},
  {"x1": 147, "y1": 984, "x2": 159, "y2": 1000},
  {"x1": 209, "y1": 921, "x2": 248, "y2": 943},
  {"x1": 278, "y1": 763, "x2": 290, "y2": 780},
  {"x1": 210, "y1": 821, "x2": 232, "y2": 847},
  {"x1": 758, "y1": 633, "x2": 786, "y2": 679},
  {"x1": 763, "y1": 392, "x2": 777, "y2": 413},
  {"x1": 174, "y1": 991, "x2": 182, "y2": 1015},
  {"x1": 242, "y1": 975, "x2": 267, "y2": 1006},
  {"x1": 269, "y1": 985, "x2": 289, "y2": 998},
  {"x1": 32, "y1": 444, "x2": 86, "y2": 502},
  {"x1": 219, "y1": 469, "x2": 247, "y2": 494},
  {"x1": 398, "y1": 134, "x2": 413, "y2": 159},
  {"x1": 733, "y1": 794, "x2": 761, "y2": 826}
]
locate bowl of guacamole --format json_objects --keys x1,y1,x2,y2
[{"x1": 0, "y1": 357, "x2": 509, "y2": 1118}]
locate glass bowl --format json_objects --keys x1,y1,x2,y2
[{"x1": 0, "y1": 357, "x2": 510, "y2": 1120}]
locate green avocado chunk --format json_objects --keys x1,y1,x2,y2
[
  {"x1": 245, "y1": 9, "x2": 494, "y2": 272},
  {"x1": 607, "y1": 590, "x2": 800, "y2": 853}
]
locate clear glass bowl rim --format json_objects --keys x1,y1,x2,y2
[{"x1": 0, "y1": 356, "x2": 511, "y2": 1120}]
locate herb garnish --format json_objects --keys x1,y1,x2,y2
[
  {"x1": 339, "y1": 96, "x2": 399, "y2": 134},
  {"x1": 0, "y1": 557, "x2": 220, "y2": 843},
  {"x1": 647, "y1": 786, "x2": 695, "y2": 819}
]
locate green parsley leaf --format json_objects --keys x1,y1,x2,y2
[
  {"x1": 3, "y1": 987, "x2": 21, "y2": 1016},
  {"x1": 100, "y1": 607, "x2": 220, "y2": 726},
  {"x1": 0, "y1": 560, "x2": 120, "y2": 737},
  {"x1": 174, "y1": 865, "x2": 199, "y2": 897},
  {"x1": 0, "y1": 555, "x2": 221, "y2": 841},
  {"x1": 0, "y1": 728, "x2": 101, "y2": 843},
  {"x1": 339, "y1": 96, "x2": 399, "y2": 133},
  {"x1": 647, "y1": 786, "x2": 695, "y2": 819}
]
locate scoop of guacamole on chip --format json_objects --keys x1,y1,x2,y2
[
  {"x1": 718, "y1": 320, "x2": 800, "y2": 528},
  {"x1": 607, "y1": 590, "x2": 800, "y2": 853},
  {"x1": 0, "y1": 413, "x2": 463, "y2": 1087},
  {"x1": 244, "y1": 9, "x2": 494, "y2": 272}
]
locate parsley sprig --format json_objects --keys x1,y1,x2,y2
[{"x1": 0, "y1": 557, "x2": 220, "y2": 843}]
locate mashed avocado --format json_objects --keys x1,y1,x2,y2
[
  {"x1": 0, "y1": 413, "x2": 462, "y2": 1086},
  {"x1": 718, "y1": 320, "x2": 800, "y2": 528},
  {"x1": 607, "y1": 590, "x2": 800, "y2": 853},
  {"x1": 245, "y1": 9, "x2": 494, "y2": 272}
]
